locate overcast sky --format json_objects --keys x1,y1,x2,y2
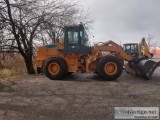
[{"x1": 81, "y1": 0, "x2": 160, "y2": 46}]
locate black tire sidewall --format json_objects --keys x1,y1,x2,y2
[{"x1": 98, "y1": 56, "x2": 123, "y2": 80}]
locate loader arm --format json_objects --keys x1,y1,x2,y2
[{"x1": 93, "y1": 40, "x2": 134, "y2": 61}]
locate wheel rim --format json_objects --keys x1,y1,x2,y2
[
  {"x1": 104, "y1": 62, "x2": 117, "y2": 75},
  {"x1": 48, "y1": 63, "x2": 60, "y2": 75}
]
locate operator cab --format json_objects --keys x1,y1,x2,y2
[
  {"x1": 123, "y1": 43, "x2": 139, "y2": 57},
  {"x1": 63, "y1": 24, "x2": 91, "y2": 54}
]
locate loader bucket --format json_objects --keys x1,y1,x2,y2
[
  {"x1": 135, "y1": 60, "x2": 160, "y2": 79},
  {"x1": 125, "y1": 60, "x2": 160, "y2": 80}
]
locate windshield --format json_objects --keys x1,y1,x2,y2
[
  {"x1": 67, "y1": 27, "x2": 90, "y2": 47},
  {"x1": 68, "y1": 29, "x2": 79, "y2": 44},
  {"x1": 124, "y1": 44, "x2": 138, "y2": 55},
  {"x1": 80, "y1": 30, "x2": 89, "y2": 46}
]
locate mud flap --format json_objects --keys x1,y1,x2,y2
[{"x1": 125, "y1": 60, "x2": 160, "y2": 80}]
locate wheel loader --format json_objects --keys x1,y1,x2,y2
[{"x1": 36, "y1": 23, "x2": 160, "y2": 80}]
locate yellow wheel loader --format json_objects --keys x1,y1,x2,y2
[{"x1": 36, "y1": 24, "x2": 160, "y2": 80}]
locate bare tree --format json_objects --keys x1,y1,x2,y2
[
  {"x1": 0, "y1": 0, "x2": 88, "y2": 74},
  {"x1": 146, "y1": 34, "x2": 154, "y2": 48}
]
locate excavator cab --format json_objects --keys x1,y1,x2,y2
[
  {"x1": 123, "y1": 43, "x2": 139, "y2": 57},
  {"x1": 63, "y1": 24, "x2": 91, "y2": 54}
]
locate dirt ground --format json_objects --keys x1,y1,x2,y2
[{"x1": 0, "y1": 67, "x2": 160, "y2": 120}]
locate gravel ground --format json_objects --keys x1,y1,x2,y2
[{"x1": 0, "y1": 55, "x2": 160, "y2": 120}]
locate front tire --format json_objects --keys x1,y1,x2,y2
[
  {"x1": 97, "y1": 56, "x2": 123, "y2": 80},
  {"x1": 44, "y1": 57, "x2": 67, "y2": 80}
]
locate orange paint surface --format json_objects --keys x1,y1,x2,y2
[{"x1": 152, "y1": 49, "x2": 160, "y2": 55}]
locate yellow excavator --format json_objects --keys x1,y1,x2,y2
[
  {"x1": 36, "y1": 23, "x2": 160, "y2": 80},
  {"x1": 123, "y1": 38, "x2": 153, "y2": 58}
]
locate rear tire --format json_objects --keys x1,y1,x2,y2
[
  {"x1": 44, "y1": 57, "x2": 67, "y2": 80},
  {"x1": 97, "y1": 56, "x2": 123, "y2": 80}
]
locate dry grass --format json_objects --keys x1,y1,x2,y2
[{"x1": 0, "y1": 53, "x2": 27, "y2": 80}]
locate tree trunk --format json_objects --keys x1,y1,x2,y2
[{"x1": 23, "y1": 55, "x2": 36, "y2": 74}]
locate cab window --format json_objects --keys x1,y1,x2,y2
[{"x1": 68, "y1": 29, "x2": 79, "y2": 44}]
